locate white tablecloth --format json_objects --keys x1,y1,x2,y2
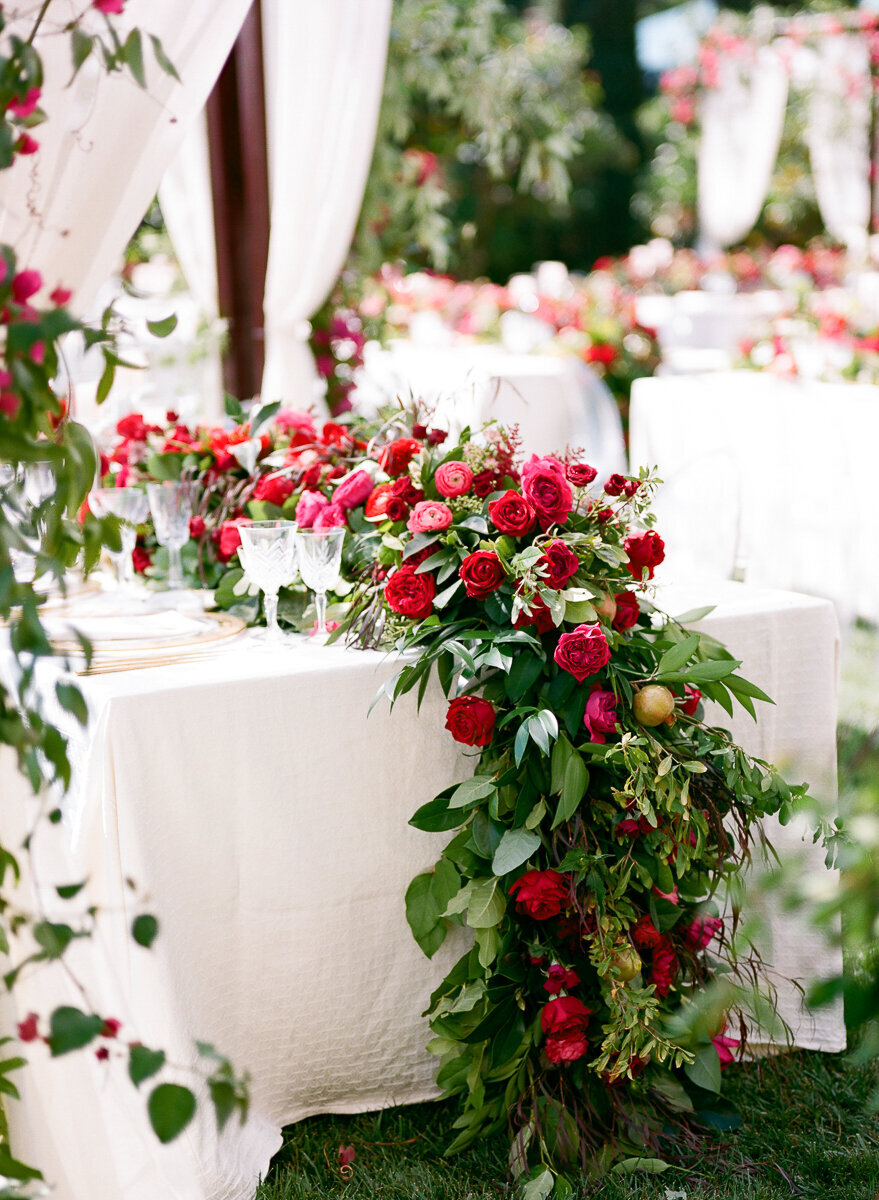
[
  {"x1": 634, "y1": 291, "x2": 789, "y2": 373},
  {"x1": 629, "y1": 372, "x2": 879, "y2": 624},
  {"x1": 356, "y1": 342, "x2": 627, "y2": 481},
  {"x1": 1, "y1": 582, "x2": 843, "y2": 1200}
]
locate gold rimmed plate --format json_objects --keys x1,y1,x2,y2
[{"x1": 48, "y1": 610, "x2": 246, "y2": 656}]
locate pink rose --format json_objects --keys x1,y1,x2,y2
[
  {"x1": 711, "y1": 1031, "x2": 739, "y2": 1068},
  {"x1": 553, "y1": 623, "x2": 611, "y2": 682},
  {"x1": 584, "y1": 687, "x2": 618, "y2": 743},
  {"x1": 684, "y1": 916, "x2": 722, "y2": 949},
  {"x1": 434, "y1": 460, "x2": 474, "y2": 498},
  {"x1": 333, "y1": 469, "x2": 374, "y2": 510},
  {"x1": 407, "y1": 499, "x2": 453, "y2": 533},
  {"x1": 543, "y1": 965, "x2": 580, "y2": 995},
  {"x1": 521, "y1": 455, "x2": 573, "y2": 530},
  {"x1": 313, "y1": 502, "x2": 347, "y2": 531},
  {"x1": 295, "y1": 490, "x2": 328, "y2": 529}
]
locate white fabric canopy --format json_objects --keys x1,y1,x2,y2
[
  {"x1": 159, "y1": 112, "x2": 219, "y2": 319},
  {"x1": 0, "y1": 0, "x2": 252, "y2": 313},
  {"x1": 801, "y1": 34, "x2": 872, "y2": 255},
  {"x1": 260, "y1": 0, "x2": 392, "y2": 410},
  {"x1": 697, "y1": 45, "x2": 789, "y2": 251}
]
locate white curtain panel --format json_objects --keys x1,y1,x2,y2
[
  {"x1": 0, "y1": 0, "x2": 252, "y2": 313},
  {"x1": 802, "y1": 35, "x2": 871, "y2": 255},
  {"x1": 697, "y1": 45, "x2": 789, "y2": 251},
  {"x1": 158, "y1": 112, "x2": 219, "y2": 318},
  {"x1": 260, "y1": 0, "x2": 392, "y2": 410}
]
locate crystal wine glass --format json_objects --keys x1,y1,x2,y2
[
  {"x1": 238, "y1": 520, "x2": 298, "y2": 644},
  {"x1": 147, "y1": 480, "x2": 194, "y2": 591},
  {"x1": 89, "y1": 487, "x2": 149, "y2": 589},
  {"x1": 294, "y1": 526, "x2": 345, "y2": 640}
]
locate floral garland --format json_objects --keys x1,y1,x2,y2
[{"x1": 334, "y1": 429, "x2": 803, "y2": 1193}]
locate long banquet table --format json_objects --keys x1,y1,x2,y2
[{"x1": 1, "y1": 582, "x2": 844, "y2": 1200}]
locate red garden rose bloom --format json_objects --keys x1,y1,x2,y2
[
  {"x1": 459, "y1": 550, "x2": 505, "y2": 598},
  {"x1": 553, "y1": 623, "x2": 611, "y2": 682},
  {"x1": 540, "y1": 995, "x2": 594, "y2": 1063},
  {"x1": 584, "y1": 687, "x2": 618, "y2": 743},
  {"x1": 132, "y1": 546, "x2": 152, "y2": 574},
  {"x1": 365, "y1": 483, "x2": 396, "y2": 521},
  {"x1": 17, "y1": 1013, "x2": 39, "y2": 1042},
  {"x1": 513, "y1": 594, "x2": 555, "y2": 635},
  {"x1": 509, "y1": 869, "x2": 571, "y2": 920},
  {"x1": 540, "y1": 539, "x2": 579, "y2": 589},
  {"x1": 612, "y1": 590, "x2": 640, "y2": 631},
  {"x1": 217, "y1": 517, "x2": 252, "y2": 562},
  {"x1": 624, "y1": 530, "x2": 665, "y2": 580},
  {"x1": 445, "y1": 696, "x2": 496, "y2": 746},
  {"x1": 544, "y1": 964, "x2": 580, "y2": 995},
  {"x1": 116, "y1": 412, "x2": 151, "y2": 441},
  {"x1": 681, "y1": 685, "x2": 702, "y2": 716},
  {"x1": 603, "y1": 473, "x2": 628, "y2": 497},
  {"x1": 384, "y1": 566, "x2": 436, "y2": 620},
  {"x1": 378, "y1": 437, "x2": 422, "y2": 476},
  {"x1": 521, "y1": 455, "x2": 573, "y2": 530},
  {"x1": 472, "y1": 468, "x2": 499, "y2": 498},
  {"x1": 631, "y1": 915, "x2": 662, "y2": 951},
  {"x1": 586, "y1": 343, "x2": 615, "y2": 366},
  {"x1": 685, "y1": 915, "x2": 722, "y2": 949},
  {"x1": 253, "y1": 473, "x2": 295, "y2": 507},
  {"x1": 385, "y1": 496, "x2": 409, "y2": 522},
  {"x1": 189, "y1": 515, "x2": 206, "y2": 539},
  {"x1": 434, "y1": 460, "x2": 473, "y2": 498},
  {"x1": 488, "y1": 490, "x2": 536, "y2": 536},
  {"x1": 651, "y1": 936, "x2": 679, "y2": 997},
  {"x1": 391, "y1": 477, "x2": 423, "y2": 505},
  {"x1": 566, "y1": 463, "x2": 597, "y2": 487}
]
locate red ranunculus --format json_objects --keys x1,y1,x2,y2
[
  {"x1": 540, "y1": 539, "x2": 579, "y2": 589},
  {"x1": 584, "y1": 687, "x2": 618, "y2": 743},
  {"x1": 488, "y1": 490, "x2": 535, "y2": 536},
  {"x1": 459, "y1": 550, "x2": 505, "y2": 598},
  {"x1": 566, "y1": 463, "x2": 597, "y2": 487},
  {"x1": 253, "y1": 473, "x2": 295, "y2": 507},
  {"x1": 553, "y1": 623, "x2": 611, "y2": 682},
  {"x1": 540, "y1": 995, "x2": 594, "y2": 1063},
  {"x1": 434, "y1": 460, "x2": 473, "y2": 498},
  {"x1": 612, "y1": 591, "x2": 640, "y2": 631},
  {"x1": 521, "y1": 454, "x2": 573, "y2": 530},
  {"x1": 378, "y1": 437, "x2": 422, "y2": 476},
  {"x1": 384, "y1": 566, "x2": 436, "y2": 620},
  {"x1": 624, "y1": 530, "x2": 665, "y2": 580},
  {"x1": 543, "y1": 965, "x2": 580, "y2": 995},
  {"x1": 509, "y1": 869, "x2": 571, "y2": 920},
  {"x1": 445, "y1": 696, "x2": 496, "y2": 746}
]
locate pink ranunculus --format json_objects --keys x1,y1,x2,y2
[
  {"x1": 295, "y1": 490, "x2": 329, "y2": 529},
  {"x1": 434, "y1": 460, "x2": 473, "y2": 498},
  {"x1": 313, "y1": 502, "x2": 347, "y2": 531},
  {"x1": 407, "y1": 499, "x2": 453, "y2": 533},
  {"x1": 333, "y1": 469, "x2": 374, "y2": 511},
  {"x1": 685, "y1": 916, "x2": 723, "y2": 949},
  {"x1": 520, "y1": 454, "x2": 573, "y2": 530},
  {"x1": 584, "y1": 688, "x2": 618, "y2": 743},
  {"x1": 11, "y1": 269, "x2": 42, "y2": 304}
]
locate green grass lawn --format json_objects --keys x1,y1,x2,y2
[{"x1": 258, "y1": 628, "x2": 879, "y2": 1200}]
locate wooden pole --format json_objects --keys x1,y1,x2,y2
[{"x1": 205, "y1": 0, "x2": 270, "y2": 401}]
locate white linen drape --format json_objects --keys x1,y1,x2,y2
[
  {"x1": 158, "y1": 112, "x2": 219, "y2": 319},
  {"x1": 697, "y1": 45, "x2": 789, "y2": 251},
  {"x1": 0, "y1": 0, "x2": 252, "y2": 313},
  {"x1": 801, "y1": 35, "x2": 872, "y2": 255},
  {"x1": 260, "y1": 0, "x2": 392, "y2": 410}
]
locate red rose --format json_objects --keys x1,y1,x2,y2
[
  {"x1": 540, "y1": 539, "x2": 579, "y2": 589},
  {"x1": 513, "y1": 594, "x2": 555, "y2": 635},
  {"x1": 544, "y1": 965, "x2": 580, "y2": 995},
  {"x1": 17, "y1": 1013, "x2": 39, "y2": 1042},
  {"x1": 391, "y1": 477, "x2": 423, "y2": 505},
  {"x1": 189, "y1": 515, "x2": 206, "y2": 539},
  {"x1": 681, "y1": 685, "x2": 702, "y2": 716},
  {"x1": 217, "y1": 517, "x2": 252, "y2": 563},
  {"x1": 521, "y1": 455, "x2": 573, "y2": 530},
  {"x1": 378, "y1": 437, "x2": 422, "y2": 476},
  {"x1": 253, "y1": 473, "x2": 295, "y2": 507},
  {"x1": 623, "y1": 480, "x2": 641, "y2": 497},
  {"x1": 385, "y1": 496, "x2": 409, "y2": 522},
  {"x1": 553, "y1": 623, "x2": 611, "y2": 682},
  {"x1": 509, "y1": 869, "x2": 571, "y2": 920},
  {"x1": 132, "y1": 546, "x2": 152, "y2": 574},
  {"x1": 612, "y1": 591, "x2": 640, "y2": 631},
  {"x1": 566, "y1": 463, "x2": 597, "y2": 487},
  {"x1": 365, "y1": 483, "x2": 396, "y2": 521},
  {"x1": 624, "y1": 530, "x2": 665, "y2": 580},
  {"x1": 584, "y1": 687, "x2": 618, "y2": 743},
  {"x1": 540, "y1": 995, "x2": 594, "y2": 1063},
  {"x1": 586, "y1": 343, "x2": 615, "y2": 366},
  {"x1": 603, "y1": 473, "x2": 628, "y2": 497},
  {"x1": 445, "y1": 696, "x2": 496, "y2": 746},
  {"x1": 651, "y1": 936, "x2": 679, "y2": 997},
  {"x1": 473, "y1": 469, "x2": 499, "y2": 498},
  {"x1": 384, "y1": 566, "x2": 436, "y2": 620},
  {"x1": 459, "y1": 550, "x2": 505, "y2": 598},
  {"x1": 631, "y1": 915, "x2": 662, "y2": 950},
  {"x1": 116, "y1": 412, "x2": 150, "y2": 441},
  {"x1": 488, "y1": 490, "x2": 536, "y2": 536}
]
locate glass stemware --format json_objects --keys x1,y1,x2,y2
[
  {"x1": 237, "y1": 520, "x2": 298, "y2": 644},
  {"x1": 294, "y1": 526, "x2": 345, "y2": 640},
  {"x1": 147, "y1": 481, "x2": 194, "y2": 591},
  {"x1": 89, "y1": 487, "x2": 149, "y2": 589}
]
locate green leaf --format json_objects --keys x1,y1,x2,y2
[
  {"x1": 656, "y1": 634, "x2": 700, "y2": 675},
  {"x1": 505, "y1": 651, "x2": 544, "y2": 703},
  {"x1": 491, "y1": 827, "x2": 541, "y2": 877},
  {"x1": 149, "y1": 33, "x2": 181, "y2": 81},
  {"x1": 47, "y1": 1006, "x2": 103, "y2": 1056},
  {"x1": 148, "y1": 1083, "x2": 197, "y2": 1143},
  {"x1": 448, "y1": 775, "x2": 496, "y2": 810},
  {"x1": 467, "y1": 878, "x2": 506, "y2": 928},
  {"x1": 684, "y1": 1045, "x2": 722, "y2": 1094},
  {"x1": 726, "y1": 673, "x2": 774, "y2": 705},
  {"x1": 132, "y1": 914, "x2": 159, "y2": 948},
  {"x1": 409, "y1": 796, "x2": 462, "y2": 832},
  {"x1": 550, "y1": 734, "x2": 573, "y2": 794},
  {"x1": 33, "y1": 921, "x2": 75, "y2": 958},
  {"x1": 672, "y1": 605, "x2": 716, "y2": 624},
  {"x1": 208, "y1": 1077, "x2": 237, "y2": 1131},
  {"x1": 55, "y1": 681, "x2": 88, "y2": 726},
  {"x1": 250, "y1": 400, "x2": 281, "y2": 435},
  {"x1": 552, "y1": 754, "x2": 588, "y2": 828},
  {"x1": 224, "y1": 393, "x2": 244, "y2": 420},
  {"x1": 0, "y1": 1143, "x2": 43, "y2": 1182},
  {"x1": 611, "y1": 1157, "x2": 670, "y2": 1175},
  {"x1": 683, "y1": 659, "x2": 741, "y2": 682},
  {"x1": 563, "y1": 596, "x2": 597, "y2": 624},
  {"x1": 56, "y1": 881, "x2": 86, "y2": 900},
  {"x1": 96, "y1": 353, "x2": 115, "y2": 405},
  {"x1": 123, "y1": 29, "x2": 147, "y2": 88},
  {"x1": 522, "y1": 1166, "x2": 554, "y2": 1200},
  {"x1": 70, "y1": 29, "x2": 93, "y2": 77},
  {"x1": 146, "y1": 313, "x2": 178, "y2": 339},
  {"x1": 129, "y1": 1044, "x2": 165, "y2": 1087}
]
